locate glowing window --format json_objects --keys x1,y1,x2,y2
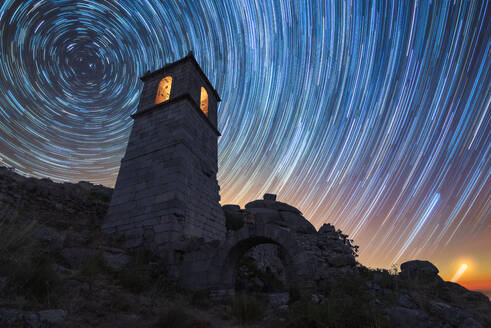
[
  {"x1": 155, "y1": 76, "x2": 172, "y2": 104},
  {"x1": 200, "y1": 87, "x2": 208, "y2": 116}
]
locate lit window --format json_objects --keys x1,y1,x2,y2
[
  {"x1": 200, "y1": 87, "x2": 208, "y2": 116},
  {"x1": 155, "y1": 76, "x2": 172, "y2": 104}
]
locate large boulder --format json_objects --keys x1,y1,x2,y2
[
  {"x1": 279, "y1": 211, "x2": 316, "y2": 234},
  {"x1": 245, "y1": 193, "x2": 302, "y2": 215},
  {"x1": 400, "y1": 260, "x2": 441, "y2": 282},
  {"x1": 244, "y1": 194, "x2": 315, "y2": 234}
]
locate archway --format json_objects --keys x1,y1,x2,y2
[
  {"x1": 180, "y1": 222, "x2": 315, "y2": 296},
  {"x1": 236, "y1": 243, "x2": 287, "y2": 292},
  {"x1": 220, "y1": 236, "x2": 296, "y2": 293}
]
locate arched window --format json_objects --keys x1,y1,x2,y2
[
  {"x1": 200, "y1": 87, "x2": 208, "y2": 116},
  {"x1": 155, "y1": 76, "x2": 172, "y2": 104}
]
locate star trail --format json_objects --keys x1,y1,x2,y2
[{"x1": 0, "y1": 0, "x2": 489, "y2": 280}]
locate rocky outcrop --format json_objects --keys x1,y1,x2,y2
[
  {"x1": 225, "y1": 196, "x2": 318, "y2": 234},
  {"x1": 400, "y1": 260, "x2": 441, "y2": 280},
  {"x1": 1, "y1": 168, "x2": 489, "y2": 328},
  {"x1": 0, "y1": 166, "x2": 111, "y2": 231}
]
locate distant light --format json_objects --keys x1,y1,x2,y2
[{"x1": 451, "y1": 264, "x2": 468, "y2": 282}]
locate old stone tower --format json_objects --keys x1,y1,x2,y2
[{"x1": 102, "y1": 52, "x2": 226, "y2": 252}]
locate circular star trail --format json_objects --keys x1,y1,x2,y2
[{"x1": 0, "y1": 0, "x2": 489, "y2": 271}]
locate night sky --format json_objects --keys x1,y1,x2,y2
[{"x1": 0, "y1": 1, "x2": 489, "y2": 292}]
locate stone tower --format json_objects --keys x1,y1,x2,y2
[{"x1": 102, "y1": 52, "x2": 226, "y2": 252}]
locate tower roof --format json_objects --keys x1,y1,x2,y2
[{"x1": 140, "y1": 51, "x2": 221, "y2": 102}]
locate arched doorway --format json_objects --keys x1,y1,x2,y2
[
  {"x1": 220, "y1": 236, "x2": 296, "y2": 293},
  {"x1": 236, "y1": 243, "x2": 287, "y2": 292}
]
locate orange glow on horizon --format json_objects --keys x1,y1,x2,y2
[{"x1": 458, "y1": 279, "x2": 491, "y2": 291}]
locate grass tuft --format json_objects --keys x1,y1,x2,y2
[{"x1": 230, "y1": 293, "x2": 266, "y2": 324}]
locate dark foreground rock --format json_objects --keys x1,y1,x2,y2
[{"x1": 0, "y1": 167, "x2": 490, "y2": 328}]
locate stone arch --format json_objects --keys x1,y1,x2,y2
[
  {"x1": 180, "y1": 222, "x2": 316, "y2": 295},
  {"x1": 205, "y1": 223, "x2": 310, "y2": 292},
  {"x1": 219, "y1": 236, "x2": 295, "y2": 290}
]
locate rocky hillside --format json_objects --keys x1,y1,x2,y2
[{"x1": 0, "y1": 166, "x2": 490, "y2": 328}]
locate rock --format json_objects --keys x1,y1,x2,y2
[
  {"x1": 459, "y1": 317, "x2": 484, "y2": 328},
  {"x1": 268, "y1": 292, "x2": 289, "y2": 308},
  {"x1": 311, "y1": 293, "x2": 324, "y2": 304},
  {"x1": 0, "y1": 308, "x2": 40, "y2": 328},
  {"x1": 427, "y1": 301, "x2": 462, "y2": 326},
  {"x1": 38, "y1": 309, "x2": 66, "y2": 324},
  {"x1": 222, "y1": 204, "x2": 241, "y2": 212},
  {"x1": 398, "y1": 293, "x2": 417, "y2": 309},
  {"x1": 245, "y1": 199, "x2": 302, "y2": 215},
  {"x1": 263, "y1": 193, "x2": 277, "y2": 201},
  {"x1": 77, "y1": 181, "x2": 93, "y2": 191},
  {"x1": 401, "y1": 260, "x2": 439, "y2": 274},
  {"x1": 103, "y1": 250, "x2": 132, "y2": 271},
  {"x1": 400, "y1": 260, "x2": 440, "y2": 281},
  {"x1": 64, "y1": 230, "x2": 90, "y2": 246},
  {"x1": 61, "y1": 247, "x2": 96, "y2": 268},
  {"x1": 65, "y1": 279, "x2": 89, "y2": 291},
  {"x1": 388, "y1": 306, "x2": 430, "y2": 328},
  {"x1": 328, "y1": 254, "x2": 356, "y2": 267},
  {"x1": 50, "y1": 237, "x2": 65, "y2": 253},
  {"x1": 25, "y1": 312, "x2": 41, "y2": 328},
  {"x1": 0, "y1": 276, "x2": 6, "y2": 293},
  {"x1": 31, "y1": 226, "x2": 58, "y2": 241},
  {"x1": 279, "y1": 211, "x2": 316, "y2": 234},
  {"x1": 223, "y1": 207, "x2": 245, "y2": 231},
  {"x1": 246, "y1": 207, "x2": 283, "y2": 225}
]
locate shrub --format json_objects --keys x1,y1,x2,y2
[
  {"x1": 118, "y1": 267, "x2": 152, "y2": 293},
  {"x1": 6, "y1": 254, "x2": 60, "y2": 301},
  {"x1": 283, "y1": 272, "x2": 388, "y2": 328},
  {"x1": 288, "y1": 286, "x2": 301, "y2": 304},
  {"x1": 109, "y1": 293, "x2": 132, "y2": 312},
  {"x1": 230, "y1": 293, "x2": 266, "y2": 324},
  {"x1": 131, "y1": 248, "x2": 154, "y2": 265},
  {"x1": 286, "y1": 296, "x2": 387, "y2": 328},
  {"x1": 0, "y1": 218, "x2": 61, "y2": 303},
  {"x1": 190, "y1": 289, "x2": 211, "y2": 309},
  {"x1": 236, "y1": 256, "x2": 285, "y2": 293},
  {"x1": 0, "y1": 217, "x2": 37, "y2": 260},
  {"x1": 156, "y1": 305, "x2": 191, "y2": 328},
  {"x1": 81, "y1": 252, "x2": 106, "y2": 277}
]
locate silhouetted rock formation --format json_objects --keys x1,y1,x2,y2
[{"x1": 0, "y1": 167, "x2": 490, "y2": 327}]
